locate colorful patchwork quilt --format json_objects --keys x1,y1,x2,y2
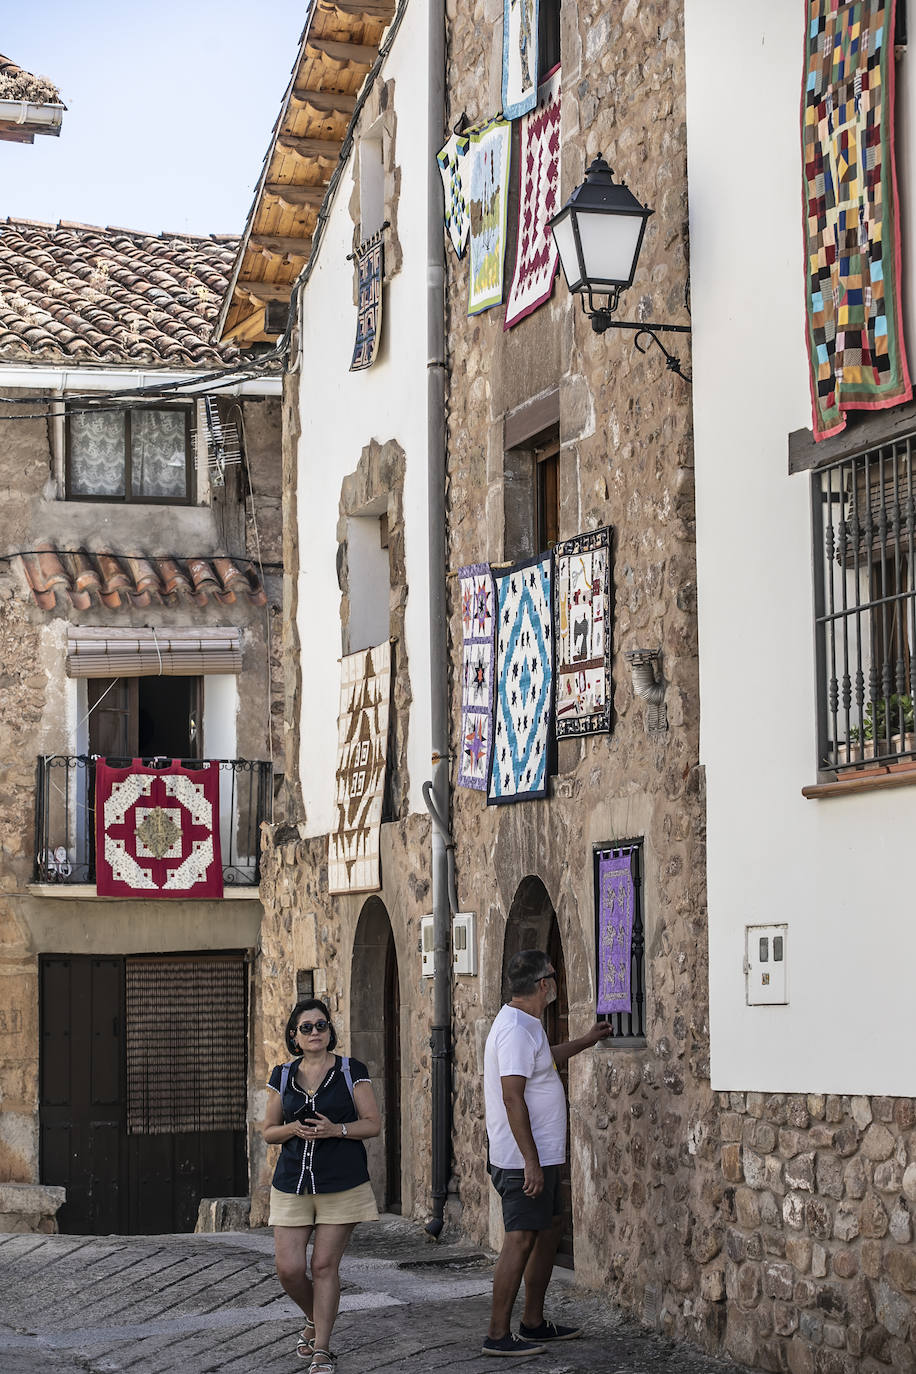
[
  {"x1": 488, "y1": 554, "x2": 553, "y2": 803},
  {"x1": 502, "y1": 0, "x2": 540, "y2": 120},
  {"x1": 457, "y1": 564, "x2": 496, "y2": 790},
  {"x1": 329, "y1": 642, "x2": 391, "y2": 895},
  {"x1": 596, "y1": 851, "x2": 634, "y2": 1015},
  {"x1": 553, "y1": 526, "x2": 611, "y2": 737},
  {"x1": 468, "y1": 117, "x2": 512, "y2": 315},
  {"x1": 505, "y1": 65, "x2": 561, "y2": 330},
  {"x1": 95, "y1": 759, "x2": 223, "y2": 899},
  {"x1": 803, "y1": 0, "x2": 911, "y2": 439},
  {"x1": 437, "y1": 130, "x2": 471, "y2": 257}
]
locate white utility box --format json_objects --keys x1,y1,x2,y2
[
  {"x1": 421, "y1": 915, "x2": 435, "y2": 977},
  {"x1": 745, "y1": 924, "x2": 788, "y2": 1005},
  {"x1": 452, "y1": 913, "x2": 478, "y2": 976}
]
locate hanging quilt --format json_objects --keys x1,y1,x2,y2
[
  {"x1": 350, "y1": 231, "x2": 384, "y2": 371},
  {"x1": 457, "y1": 564, "x2": 496, "y2": 790},
  {"x1": 488, "y1": 554, "x2": 553, "y2": 804},
  {"x1": 502, "y1": 0, "x2": 540, "y2": 120},
  {"x1": 437, "y1": 130, "x2": 471, "y2": 257},
  {"x1": 553, "y1": 525, "x2": 612, "y2": 737},
  {"x1": 468, "y1": 117, "x2": 512, "y2": 315},
  {"x1": 596, "y1": 851, "x2": 634, "y2": 1015},
  {"x1": 95, "y1": 759, "x2": 223, "y2": 899},
  {"x1": 803, "y1": 0, "x2": 911, "y2": 440},
  {"x1": 329, "y1": 642, "x2": 391, "y2": 894},
  {"x1": 505, "y1": 64, "x2": 561, "y2": 330}
]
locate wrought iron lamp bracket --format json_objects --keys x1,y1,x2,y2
[{"x1": 580, "y1": 293, "x2": 692, "y2": 382}]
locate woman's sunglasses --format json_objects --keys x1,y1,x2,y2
[{"x1": 297, "y1": 1019, "x2": 329, "y2": 1035}]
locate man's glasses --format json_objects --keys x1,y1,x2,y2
[
  {"x1": 541, "y1": 971, "x2": 557, "y2": 983},
  {"x1": 297, "y1": 1019, "x2": 329, "y2": 1034}
]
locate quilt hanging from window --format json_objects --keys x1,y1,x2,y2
[
  {"x1": 457, "y1": 564, "x2": 496, "y2": 790},
  {"x1": 328, "y1": 642, "x2": 391, "y2": 894},
  {"x1": 505, "y1": 64, "x2": 561, "y2": 330},
  {"x1": 553, "y1": 525, "x2": 611, "y2": 737},
  {"x1": 350, "y1": 232, "x2": 384, "y2": 371},
  {"x1": 437, "y1": 130, "x2": 471, "y2": 257},
  {"x1": 95, "y1": 759, "x2": 222, "y2": 899},
  {"x1": 596, "y1": 851, "x2": 634, "y2": 1015},
  {"x1": 488, "y1": 554, "x2": 553, "y2": 803},
  {"x1": 803, "y1": 0, "x2": 911, "y2": 440},
  {"x1": 502, "y1": 0, "x2": 540, "y2": 120},
  {"x1": 468, "y1": 117, "x2": 512, "y2": 315}
]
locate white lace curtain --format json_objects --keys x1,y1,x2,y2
[{"x1": 69, "y1": 409, "x2": 188, "y2": 499}]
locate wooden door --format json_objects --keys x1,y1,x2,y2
[
  {"x1": 546, "y1": 919, "x2": 573, "y2": 1268},
  {"x1": 383, "y1": 928, "x2": 402, "y2": 1212}
]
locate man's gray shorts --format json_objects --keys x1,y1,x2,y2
[{"x1": 488, "y1": 1164, "x2": 562, "y2": 1231}]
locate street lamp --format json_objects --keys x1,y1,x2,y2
[{"x1": 549, "y1": 155, "x2": 691, "y2": 380}]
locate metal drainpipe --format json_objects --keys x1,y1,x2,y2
[{"x1": 424, "y1": 0, "x2": 450, "y2": 1240}]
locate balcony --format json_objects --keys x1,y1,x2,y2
[{"x1": 34, "y1": 756, "x2": 271, "y2": 889}]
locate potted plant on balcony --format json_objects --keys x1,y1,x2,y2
[{"x1": 836, "y1": 694, "x2": 915, "y2": 767}]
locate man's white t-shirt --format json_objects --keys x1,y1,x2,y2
[{"x1": 484, "y1": 1003, "x2": 567, "y2": 1169}]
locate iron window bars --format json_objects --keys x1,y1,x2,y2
[
  {"x1": 813, "y1": 434, "x2": 916, "y2": 774},
  {"x1": 594, "y1": 838, "x2": 646, "y2": 1044}
]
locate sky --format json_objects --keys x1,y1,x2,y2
[{"x1": 2, "y1": 1, "x2": 307, "y2": 237}]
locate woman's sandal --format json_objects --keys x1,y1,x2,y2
[
  {"x1": 308, "y1": 1349, "x2": 336, "y2": 1374},
  {"x1": 295, "y1": 1315, "x2": 316, "y2": 1359}
]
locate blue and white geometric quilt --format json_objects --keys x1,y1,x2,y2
[{"x1": 488, "y1": 554, "x2": 553, "y2": 803}]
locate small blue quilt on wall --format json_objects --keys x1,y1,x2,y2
[{"x1": 488, "y1": 554, "x2": 553, "y2": 803}]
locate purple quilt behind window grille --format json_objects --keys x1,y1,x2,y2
[{"x1": 597, "y1": 852, "x2": 634, "y2": 1014}]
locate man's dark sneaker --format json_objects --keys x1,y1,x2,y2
[
  {"x1": 481, "y1": 1333, "x2": 546, "y2": 1357},
  {"x1": 518, "y1": 1320, "x2": 582, "y2": 1342}
]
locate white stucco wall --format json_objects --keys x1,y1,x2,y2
[
  {"x1": 295, "y1": 2, "x2": 433, "y2": 836},
  {"x1": 685, "y1": 2, "x2": 916, "y2": 1095}
]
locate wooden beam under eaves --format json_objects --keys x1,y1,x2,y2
[
  {"x1": 306, "y1": 37, "x2": 378, "y2": 65},
  {"x1": 222, "y1": 305, "x2": 270, "y2": 343},
  {"x1": 323, "y1": 0, "x2": 396, "y2": 17},
  {"x1": 265, "y1": 183, "x2": 327, "y2": 209},
  {"x1": 251, "y1": 233, "x2": 313, "y2": 258},
  {"x1": 278, "y1": 134, "x2": 343, "y2": 161},
  {"x1": 289, "y1": 87, "x2": 357, "y2": 116},
  {"x1": 241, "y1": 281, "x2": 296, "y2": 303}
]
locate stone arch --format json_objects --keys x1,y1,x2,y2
[{"x1": 350, "y1": 895, "x2": 402, "y2": 1211}]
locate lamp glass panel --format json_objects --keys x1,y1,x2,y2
[
  {"x1": 551, "y1": 213, "x2": 582, "y2": 291},
  {"x1": 577, "y1": 210, "x2": 644, "y2": 286}
]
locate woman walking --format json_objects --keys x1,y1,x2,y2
[{"x1": 263, "y1": 998, "x2": 381, "y2": 1374}]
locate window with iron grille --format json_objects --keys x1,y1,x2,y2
[
  {"x1": 594, "y1": 840, "x2": 646, "y2": 1044},
  {"x1": 813, "y1": 434, "x2": 916, "y2": 774}
]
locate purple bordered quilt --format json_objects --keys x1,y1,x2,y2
[
  {"x1": 457, "y1": 564, "x2": 496, "y2": 790},
  {"x1": 505, "y1": 64, "x2": 561, "y2": 330},
  {"x1": 488, "y1": 554, "x2": 553, "y2": 804},
  {"x1": 596, "y1": 851, "x2": 634, "y2": 1014},
  {"x1": 553, "y1": 525, "x2": 611, "y2": 737}
]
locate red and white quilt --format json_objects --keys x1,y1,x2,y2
[
  {"x1": 505, "y1": 64, "x2": 561, "y2": 330},
  {"x1": 95, "y1": 759, "x2": 223, "y2": 899}
]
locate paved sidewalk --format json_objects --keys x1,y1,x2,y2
[{"x1": 0, "y1": 1218, "x2": 749, "y2": 1374}]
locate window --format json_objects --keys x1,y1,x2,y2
[
  {"x1": 359, "y1": 128, "x2": 386, "y2": 241},
  {"x1": 87, "y1": 676, "x2": 202, "y2": 759},
  {"x1": 296, "y1": 969, "x2": 315, "y2": 1000},
  {"x1": 534, "y1": 436, "x2": 559, "y2": 553},
  {"x1": 66, "y1": 406, "x2": 192, "y2": 503},
  {"x1": 594, "y1": 840, "x2": 646, "y2": 1044},
  {"x1": 538, "y1": 0, "x2": 561, "y2": 77},
  {"x1": 503, "y1": 391, "x2": 561, "y2": 561},
  {"x1": 813, "y1": 434, "x2": 916, "y2": 772}
]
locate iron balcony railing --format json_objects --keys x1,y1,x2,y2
[
  {"x1": 814, "y1": 437, "x2": 916, "y2": 775},
  {"x1": 34, "y1": 756, "x2": 272, "y2": 888}
]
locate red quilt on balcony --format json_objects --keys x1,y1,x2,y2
[{"x1": 95, "y1": 759, "x2": 223, "y2": 899}]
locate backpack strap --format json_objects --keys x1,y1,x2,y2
[
  {"x1": 278, "y1": 1058, "x2": 297, "y2": 1117},
  {"x1": 340, "y1": 1054, "x2": 355, "y2": 1106}
]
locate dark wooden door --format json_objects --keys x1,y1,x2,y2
[
  {"x1": 40, "y1": 954, "x2": 247, "y2": 1235},
  {"x1": 546, "y1": 919, "x2": 573, "y2": 1268},
  {"x1": 383, "y1": 928, "x2": 402, "y2": 1212}
]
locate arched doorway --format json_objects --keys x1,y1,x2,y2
[
  {"x1": 503, "y1": 877, "x2": 573, "y2": 1268},
  {"x1": 350, "y1": 898, "x2": 401, "y2": 1212}
]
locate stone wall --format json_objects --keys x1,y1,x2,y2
[{"x1": 714, "y1": 1091, "x2": 916, "y2": 1371}]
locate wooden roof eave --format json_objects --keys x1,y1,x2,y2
[{"x1": 216, "y1": 0, "x2": 395, "y2": 344}]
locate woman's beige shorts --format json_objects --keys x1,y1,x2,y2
[{"x1": 268, "y1": 1181, "x2": 379, "y2": 1227}]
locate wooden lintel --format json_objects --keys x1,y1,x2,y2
[
  {"x1": 289, "y1": 87, "x2": 357, "y2": 115},
  {"x1": 306, "y1": 37, "x2": 378, "y2": 65},
  {"x1": 240, "y1": 281, "x2": 295, "y2": 304},
  {"x1": 322, "y1": 0, "x2": 396, "y2": 17},
  {"x1": 277, "y1": 134, "x2": 343, "y2": 161},
  {"x1": 251, "y1": 233, "x2": 313, "y2": 258},
  {"x1": 265, "y1": 183, "x2": 327, "y2": 209}
]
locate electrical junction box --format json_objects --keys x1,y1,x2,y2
[
  {"x1": 452, "y1": 913, "x2": 478, "y2": 976},
  {"x1": 745, "y1": 924, "x2": 788, "y2": 1005},
  {"x1": 421, "y1": 916, "x2": 435, "y2": 978}
]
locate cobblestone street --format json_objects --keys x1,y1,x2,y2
[{"x1": 0, "y1": 1219, "x2": 751, "y2": 1374}]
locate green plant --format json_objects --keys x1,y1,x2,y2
[{"x1": 864, "y1": 694, "x2": 914, "y2": 741}]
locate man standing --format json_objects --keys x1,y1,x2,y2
[{"x1": 482, "y1": 948, "x2": 613, "y2": 1357}]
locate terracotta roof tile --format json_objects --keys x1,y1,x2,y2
[
  {"x1": 0, "y1": 55, "x2": 63, "y2": 106},
  {"x1": 18, "y1": 545, "x2": 266, "y2": 612},
  {"x1": 0, "y1": 221, "x2": 243, "y2": 367}
]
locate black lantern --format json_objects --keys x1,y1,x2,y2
[{"x1": 549, "y1": 155, "x2": 691, "y2": 379}]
